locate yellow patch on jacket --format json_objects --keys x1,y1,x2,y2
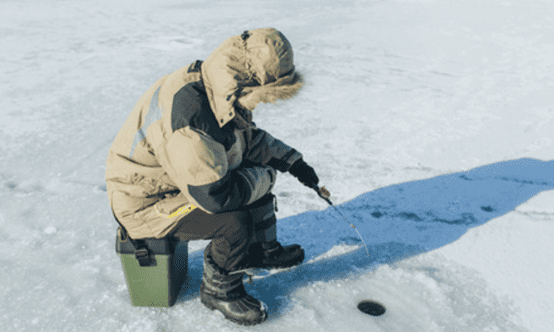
[{"x1": 155, "y1": 204, "x2": 197, "y2": 218}]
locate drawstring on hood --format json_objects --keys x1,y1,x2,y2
[{"x1": 201, "y1": 28, "x2": 304, "y2": 128}]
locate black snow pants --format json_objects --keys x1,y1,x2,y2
[{"x1": 170, "y1": 194, "x2": 276, "y2": 272}]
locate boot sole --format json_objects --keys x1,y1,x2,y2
[{"x1": 200, "y1": 294, "x2": 267, "y2": 326}]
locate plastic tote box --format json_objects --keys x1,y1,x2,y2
[{"x1": 115, "y1": 228, "x2": 188, "y2": 307}]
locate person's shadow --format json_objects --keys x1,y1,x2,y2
[{"x1": 176, "y1": 158, "x2": 554, "y2": 320}]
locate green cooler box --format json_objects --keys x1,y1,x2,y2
[{"x1": 115, "y1": 228, "x2": 188, "y2": 307}]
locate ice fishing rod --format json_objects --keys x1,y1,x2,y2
[{"x1": 312, "y1": 186, "x2": 370, "y2": 257}]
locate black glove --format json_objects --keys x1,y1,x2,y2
[{"x1": 288, "y1": 159, "x2": 319, "y2": 189}]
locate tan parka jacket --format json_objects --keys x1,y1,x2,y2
[{"x1": 105, "y1": 28, "x2": 304, "y2": 239}]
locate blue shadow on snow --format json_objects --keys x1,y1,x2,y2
[{"x1": 176, "y1": 158, "x2": 554, "y2": 320}]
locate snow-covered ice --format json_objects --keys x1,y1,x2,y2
[{"x1": 1, "y1": 0, "x2": 553, "y2": 331}]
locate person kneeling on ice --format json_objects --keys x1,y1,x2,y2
[{"x1": 105, "y1": 28, "x2": 320, "y2": 325}]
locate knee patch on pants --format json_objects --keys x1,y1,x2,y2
[{"x1": 249, "y1": 195, "x2": 277, "y2": 243}]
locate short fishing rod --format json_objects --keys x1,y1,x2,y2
[{"x1": 312, "y1": 185, "x2": 370, "y2": 257}]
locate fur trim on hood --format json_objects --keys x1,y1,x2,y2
[
  {"x1": 201, "y1": 28, "x2": 303, "y2": 127},
  {"x1": 237, "y1": 70, "x2": 303, "y2": 111}
]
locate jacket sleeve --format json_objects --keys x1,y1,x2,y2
[
  {"x1": 157, "y1": 127, "x2": 276, "y2": 213},
  {"x1": 244, "y1": 126, "x2": 303, "y2": 172}
]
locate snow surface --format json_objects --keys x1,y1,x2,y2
[{"x1": 1, "y1": 0, "x2": 553, "y2": 331}]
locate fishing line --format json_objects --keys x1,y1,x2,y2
[{"x1": 314, "y1": 186, "x2": 370, "y2": 257}]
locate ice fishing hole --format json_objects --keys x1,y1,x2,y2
[{"x1": 357, "y1": 300, "x2": 386, "y2": 316}]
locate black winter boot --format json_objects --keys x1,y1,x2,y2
[
  {"x1": 200, "y1": 243, "x2": 268, "y2": 326},
  {"x1": 249, "y1": 240, "x2": 305, "y2": 269},
  {"x1": 248, "y1": 195, "x2": 305, "y2": 270}
]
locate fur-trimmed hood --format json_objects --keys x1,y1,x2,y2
[{"x1": 201, "y1": 28, "x2": 303, "y2": 128}]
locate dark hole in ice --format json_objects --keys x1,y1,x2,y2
[{"x1": 357, "y1": 300, "x2": 386, "y2": 316}]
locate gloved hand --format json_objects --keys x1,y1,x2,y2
[{"x1": 288, "y1": 159, "x2": 319, "y2": 189}]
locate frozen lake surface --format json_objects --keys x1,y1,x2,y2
[{"x1": 1, "y1": 0, "x2": 553, "y2": 331}]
